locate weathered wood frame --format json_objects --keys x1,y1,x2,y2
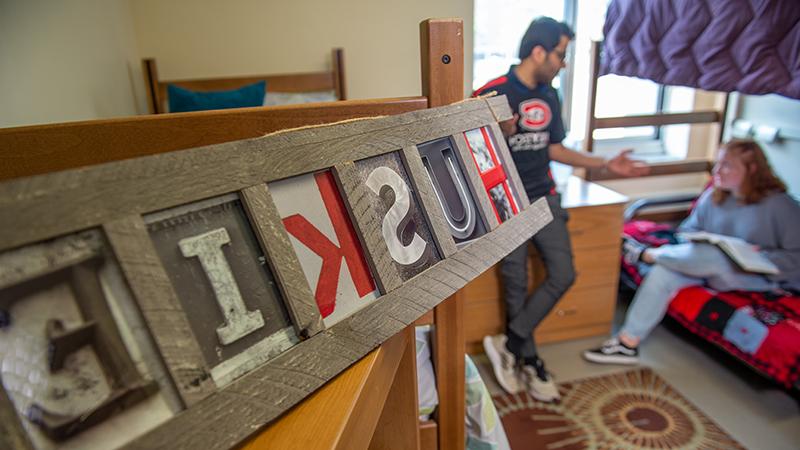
[{"x1": 0, "y1": 97, "x2": 552, "y2": 450}]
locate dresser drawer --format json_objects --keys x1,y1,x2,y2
[
  {"x1": 464, "y1": 267, "x2": 619, "y2": 353},
  {"x1": 567, "y1": 203, "x2": 624, "y2": 250},
  {"x1": 528, "y1": 244, "x2": 620, "y2": 291},
  {"x1": 465, "y1": 285, "x2": 617, "y2": 353},
  {"x1": 569, "y1": 244, "x2": 620, "y2": 289},
  {"x1": 536, "y1": 284, "x2": 617, "y2": 334},
  {"x1": 462, "y1": 186, "x2": 627, "y2": 350}
]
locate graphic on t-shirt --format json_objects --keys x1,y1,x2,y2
[{"x1": 519, "y1": 99, "x2": 552, "y2": 131}]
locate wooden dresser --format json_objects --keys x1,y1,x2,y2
[{"x1": 463, "y1": 176, "x2": 629, "y2": 353}]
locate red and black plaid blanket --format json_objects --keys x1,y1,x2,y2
[{"x1": 623, "y1": 220, "x2": 800, "y2": 390}]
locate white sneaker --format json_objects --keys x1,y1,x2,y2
[
  {"x1": 522, "y1": 361, "x2": 560, "y2": 403},
  {"x1": 482, "y1": 334, "x2": 522, "y2": 394},
  {"x1": 582, "y1": 337, "x2": 639, "y2": 365}
]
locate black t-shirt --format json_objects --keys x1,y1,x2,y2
[{"x1": 473, "y1": 66, "x2": 565, "y2": 200}]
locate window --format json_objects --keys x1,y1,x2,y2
[
  {"x1": 473, "y1": 0, "x2": 568, "y2": 93},
  {"x1": 593, "y1": 76, "x2": 665, "y2": 141},
  {"x1": 568, "y1": 0, "x2": 668, "y2": 153},
  {"x1": 473, "y1": 0, "x2": 700, "y2": 158}
]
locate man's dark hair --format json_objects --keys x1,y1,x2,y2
[{"x1": 518, "y1": 17, "x2": 575, "y2": 59}]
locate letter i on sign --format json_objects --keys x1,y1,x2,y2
[
  {"x1": 145, "y1": 196, "x2": 296, "y2": 383},
  {"x1": 179, "y1": 228, "x2": 265, "y2": 345}
]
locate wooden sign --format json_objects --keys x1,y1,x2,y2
[{"x1": 0, "y1": 97, "x2": 552, "y2": 450}]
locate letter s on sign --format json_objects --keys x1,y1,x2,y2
[{"x1": 365, "y1": 167, "x2": 427, "y2": 265}]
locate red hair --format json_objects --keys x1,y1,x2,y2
[{"x1": 712, "y1": 139, "x2": 786, "y2": 205}]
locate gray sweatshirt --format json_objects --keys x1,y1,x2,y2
[{"x1": 679, "y1": 189, "x2": 800, "y2": 290}]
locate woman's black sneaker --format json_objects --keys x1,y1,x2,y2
[{"x1": 583, "y1": 337, "x2": 639, "y2": 365}]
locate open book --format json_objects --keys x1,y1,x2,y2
[{"x1": 678, "y1": 231, "x2": 780, "y2": 275}]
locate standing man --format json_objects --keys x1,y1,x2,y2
[{"x1": 474, "y1": 17, "x2": 648, "y2": 402}]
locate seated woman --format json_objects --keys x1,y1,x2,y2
[{"x1": 583, "y1": 139, "x2": 800, "y2": 364}]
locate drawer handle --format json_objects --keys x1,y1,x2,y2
[{"x1": 557, "y1": 308, "x2": 577, "y2": 317}]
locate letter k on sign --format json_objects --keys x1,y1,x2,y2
[{"x1": 278, "y1": 172, "x2": 376, "y2": 322}]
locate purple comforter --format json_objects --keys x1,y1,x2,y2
[{"x1": 602, "y1": 0, "x2": 800, "y2": 99}]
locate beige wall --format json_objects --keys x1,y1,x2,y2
[
  {"x1": 129, "y1": 0, "x2": 474, "y2": 101},
  {"x1": 0, "y1": 0, "x2": 473, "y2": 128},
  {"x1": 732, "y1": 94, "x2": 800, "y2": 199},
  {"x1": 0, "y1": 0, "x2": 145, "y2": 128}
]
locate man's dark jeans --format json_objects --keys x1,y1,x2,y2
[{"x1": 502, "y1": 194, "x2": 576, "y2": 359}]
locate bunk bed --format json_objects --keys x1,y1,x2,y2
[
  {"x1": 593, "y1": 0, "x2": 800, "y2": 392},
  {"x1": 142, "y1": 48, "x2": 347, "y2": 114},
  {"x1": 0, "y1": 19, "x2": 495, "y2": 450}
]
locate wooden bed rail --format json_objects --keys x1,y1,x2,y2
[
  {"x1": 241, "y1": 327, "x2": 418, "y2": 450},
  {"x1": 0, "y1": 97, "x2": 427, "y2": 182},
  {"x1": 421, "y1": 18, "x2": 467, "y2": 450},
  {"x1": 594, "y1": 110, "x2": 722, "y2": 129},
  {"x1": 587, "y1": 158, "x2": 713, "y2": 181}
]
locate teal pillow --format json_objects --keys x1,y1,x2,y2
[{"x1": 167, "y1": 80, "x2": 266, "y2": 112}]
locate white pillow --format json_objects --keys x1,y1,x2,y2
[{"x1": 262, "y1": 90, "x2": 338, "y2": 106}]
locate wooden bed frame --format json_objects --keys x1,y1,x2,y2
[
  {"x1": 142, "y1": 48, "x2": 347, "y2": 114},
  {"x1": 582, "y1": 41, "x2": 723, "y2": 183},
  {"x1": 0, "y1": 19, "x2": 474, "y2": 450}
]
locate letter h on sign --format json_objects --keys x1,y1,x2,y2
[
  {"x1": 0, "y1": 231, "x2": 159, "y2": 445},
  {"x1": 462, "y1": 127, "x2": 521, "y2": 223}
]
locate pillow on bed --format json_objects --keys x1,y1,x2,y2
[
  {"x1": 167, "y1": 80, "x2": 266, "y2": 113},
  {"x1": 262, "y1": 90, "x2": 338, "y2": 106}
]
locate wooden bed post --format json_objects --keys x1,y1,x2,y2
[
  {"x1": 420, "y1": 18, "x2": 466, "y2": 450},
  {"x1": 142, "y1": 58, "x2": 163, "y2": 114},
  {"x1": 583, "y1": 41, "x2": 601, "y2": 156},
  {"x1": 333, "y1": 48, "x2": 347, "y2": 101}
]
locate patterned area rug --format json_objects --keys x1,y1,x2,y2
[{"x1": 492, "y1": 368, "x2": 745, "y2": 450}]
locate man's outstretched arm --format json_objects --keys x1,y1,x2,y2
[{"x1": 549, "y1": 143, "x2": 650, "y2": 177}]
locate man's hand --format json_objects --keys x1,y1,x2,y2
[
  {"x1": 606, "y1": 149, "x2": 650, "y2": 177},
  {"x1": 499, "y1": 113, "x2": 519, "y2": 137}
]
